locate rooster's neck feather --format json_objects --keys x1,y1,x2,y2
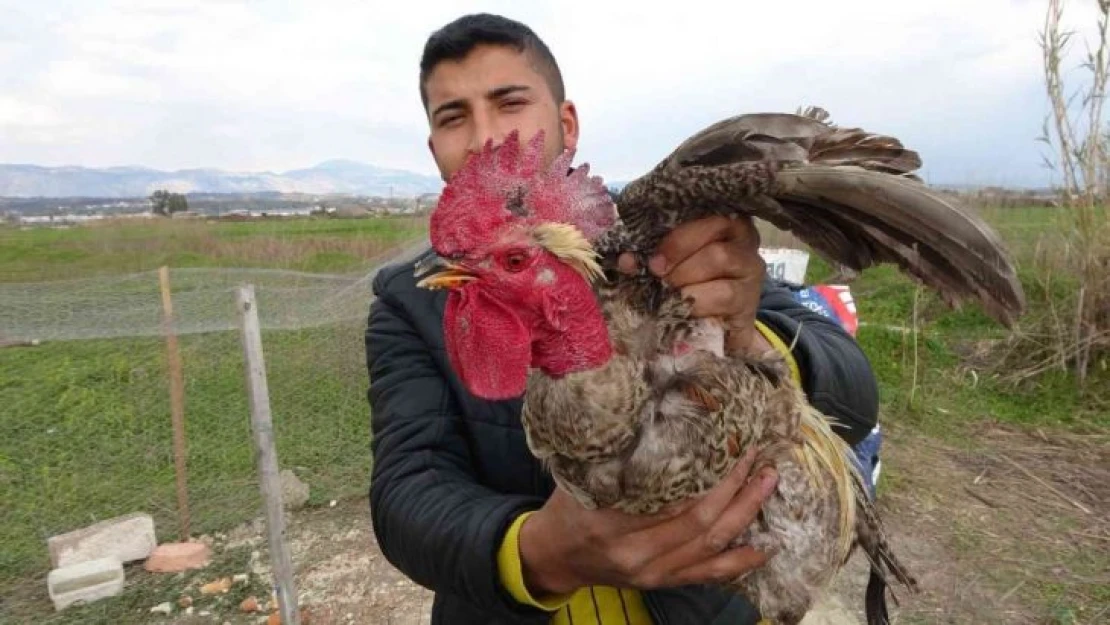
[{"x1": 533, "y1": 222, "x2": 605, "y2": 284}]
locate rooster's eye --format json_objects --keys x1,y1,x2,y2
[{"x1": 503, "y1": 250, "x2": 528, "y2": 272}]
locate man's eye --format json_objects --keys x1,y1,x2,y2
[{"x1": 501, "y1": 99, "x2": 526, "y2": 110}]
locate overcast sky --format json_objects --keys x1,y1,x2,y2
[{"x1": 0, "y1": 0, "x2": 1103, "y2": 187}]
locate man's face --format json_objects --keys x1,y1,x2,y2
[{"x1": 423, "y1": 43, "x2": 579, "y2": 181}]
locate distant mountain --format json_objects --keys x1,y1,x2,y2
[{"x1": 0, "y1": 160, "x2": 444, "y2": 198}]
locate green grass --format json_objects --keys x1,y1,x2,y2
[
  {"x1": 854, "y1": 323, "x2": 1107, "y2": 433},
  {"x1": 0, "y1": 216, "x2": 417, "y2": 620},
  {"x1": 0, "y1": 215, "x2": 427, "y2": 282},
  {"x1": 0, "y1": 321, "x2": 372, "y2": 588}
]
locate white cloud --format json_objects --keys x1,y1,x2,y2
[
  {"x1": 0, "y1": 0, "x2": 1105, "y2": 185},
  {"x1": 0, "y1": 97, "x2": 62, "y2": 127}
]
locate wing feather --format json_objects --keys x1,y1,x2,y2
[{"x1": 613, "y1": 107, "x2": 1026, "y2": 327}]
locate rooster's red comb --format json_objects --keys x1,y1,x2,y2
[{"x1": 429, "y1": 130, "x2": 616, "y2": 256}]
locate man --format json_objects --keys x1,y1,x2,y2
[{"x1": 365, "y1": 13, "x2": 880, "y2": 625}]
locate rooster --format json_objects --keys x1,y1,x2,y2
[{"x1": 414, "y1": 107, "x2": 1025, "y2": 625}]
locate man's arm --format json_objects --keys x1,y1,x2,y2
[
  {"x1": 365, "y1": 266, "x2": 548, "y2": 620},
  {"x1": 756, "y1": 278, "x2": 879, "y2": 446}
]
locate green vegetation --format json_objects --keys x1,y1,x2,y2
[
  {"x1": 0, "y1": 322, "x2": 372, "y2": 583},
  {"x1": 0, "y1": 215, "x2": 428, "y2": 283},
  {"x1": 1, "y1": 216, "x2": 421, "y2": 619}
]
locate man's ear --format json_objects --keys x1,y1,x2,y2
[{"x1": 559, "y1": 99, "x2": 580, "y2": 151}]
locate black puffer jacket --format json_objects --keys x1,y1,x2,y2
[{"x1": 365, "y1": 246, "x2": 879, "y2": 624}]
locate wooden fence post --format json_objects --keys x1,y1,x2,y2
[
  {"x1": 158, "y1": 266, "x2": 191, "y2": 541},
  {"x1": 236, "y1": 284, "x2": 299, "y2": 625}
]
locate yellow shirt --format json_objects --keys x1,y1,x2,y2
[{"x1": 496, "y1": 321, "x2": 799, "y2": 624}]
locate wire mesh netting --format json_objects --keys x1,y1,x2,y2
[{"x1": 0, "y1": 228, "x2": 430, "y2": 623}]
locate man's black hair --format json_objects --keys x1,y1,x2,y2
[{"x1": 419, "y1": 13, "x2": 565, "y2": 111}]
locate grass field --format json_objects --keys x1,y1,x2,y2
[
  {"x1": 1, "y1": 209, "x2": 1107, "y2": 623},
  {"x1": 0, "y1": 216, "x2": 427, "y2": 608},
  {"x1": 0, "y1": 215, "x2": 428, "y2": 282}
]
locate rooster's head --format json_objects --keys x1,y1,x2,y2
[{"x1": 416, "y1": 130, "x2": 617, "y2": 400}]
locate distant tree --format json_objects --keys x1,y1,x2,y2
[
  {"x1": 149, "y1": 189, "x2": 189, "y2": 216},
  {"x1": 150, "y1": 190, "x2": 169, "y2": 216},
  {"x1": 168, "y1": 193, "x2": 188, "y2": 214}
]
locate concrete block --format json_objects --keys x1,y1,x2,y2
[
  {"x1": 47, "y1": 556, "x2": 125, "y2": 611},
  {"x1": 48, "y1": 512, "x2": 156, "y2": 568}
]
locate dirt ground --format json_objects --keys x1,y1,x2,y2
[
  {"x1": 168, "y1": 421, "x2": 1107, "y2": 625},
  {"x1": 828, "y1": 422, "x2": 1108, "y2": 625}
]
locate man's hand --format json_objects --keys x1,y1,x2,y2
[
  {"x1": 518, "y1": 447, "x2": 778, "y2": 596},
  {"x1": 617, "y1": 215, "x2": 772, "y2": 356}
]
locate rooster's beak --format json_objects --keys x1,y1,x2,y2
[{"x1": 415, "y1": 254, "x2": 476, "y2": 290}]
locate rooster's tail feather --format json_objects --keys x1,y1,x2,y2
[
  {"x1": 794, "y1": 403, "x2": 862, "y2": 563},
  {"x1": 794, "y1": 401, "x2": 919, "y2": 625},
  {"x1": 851, "y1": 441, "x2": 920, "y2": 625}
]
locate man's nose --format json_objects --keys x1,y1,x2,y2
[{"x1": 467, "y1": 110, "x2": 502, "y2": 154}]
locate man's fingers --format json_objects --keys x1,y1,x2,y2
[
  {"x1": 702, "y1": 466, "x2": 778, "y2": 553},
  {"x1": 680, "y1": 279, "x2": 757, "y2": 319},
  {"x1": 650, "y1": 216, "x2": 736, "y2": 277},
  {"x1": 675, "y1": 446, "x2": 763, "y2": 537},
  {"x1": 663, "y1": 241, "x2": 753, "y2": 288},
  {"x1": 660, "y1": 464, "x2": 780, "y2": 587},
  {"x1": 617, "y1": 252, "x2": 639, "y2": 275},
  {"x1": 633, "y1": 464, "x2": 778, "y2": 579},
  {"x1": 667, "y1": 542, "x2": 772, "y2": 588},
  {"x1": 621, "y1": 447, "x2": 760, "y2": 560},
  {"x1": 656, "y1": 497, "x2": 700, "y2": 519}
]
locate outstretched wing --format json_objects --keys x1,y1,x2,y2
[{"x1": 613, "y1": 106, "x2": 1026, "y2": 328}]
